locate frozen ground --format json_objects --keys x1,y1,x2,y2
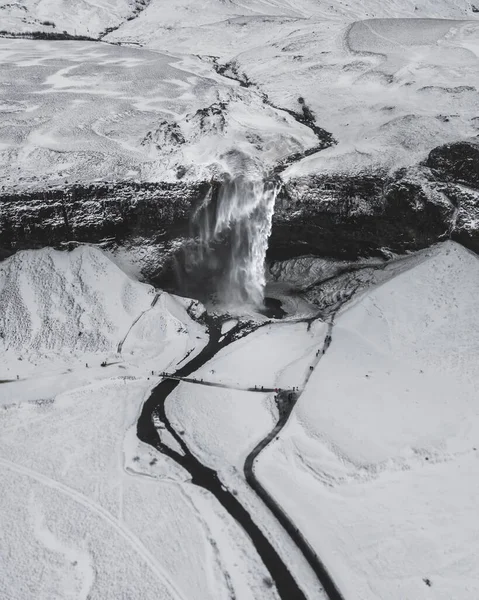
[
  {"x1": 2, "y1": 1, "x2": 479, "y2": 598},
  {"x1": 1, "y1": 1, "x2": 478, "y2": 192},
  {"x1": 0, "y1": 38, "x2": 317, "y2": 192},
  {"x1": 231, "y1": 17, "x2": 479, "y2": 177},
  {"x1": 0, "y1": 0, "x2": 145, "y2": 38},
  {"x1": 102, "y1": 0, "x2": 479, "y2": 177},
  {"x1": 0, "y1": 246, "x2": 286, "y2": 600},
  {"x1": 256, "y1": 241, "x2": 479, "y2": 599},
  {"x1": 1, "y1": 241, "x2": 479, "y2": 599}
]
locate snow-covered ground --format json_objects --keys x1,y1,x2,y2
[
  {"x1": 0, "y1": 38, "x2": 317, "y2": 192},
  {"x1": 2, "y1": 0, "x2": 478, "y2": 192},
  {"x1": 0, "y1": 0, "x2": 144, "y2": 38},
  {"x1": 232, "y1": 16, "x2": 479, "y2": 177},
  {"x1": 2, "y1": 241, "x2": 479, "y2": 599},
  {"x1": 0, "y1": 246, "x2": 287, "y2": 600},
  {"x1": 102, "y1": 0, "x2": 479, "y2": 177},
  {"x1": 2, "y1": 1, "x2": 479, "y2": 598},
  {"x1": 256, "y1": 241, "x2": 479, "y2": 599}
]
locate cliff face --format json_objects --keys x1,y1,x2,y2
[
  {"x1": 1, "y1": 141, "x2": 478, "y2": 284},
  {"x1": 0, "y1": 180, "x2": 208, "y2": 259},
  {"x1": 271, "y1": 141, "x2": 479, "y2": 260}
]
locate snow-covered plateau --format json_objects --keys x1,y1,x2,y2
[{"x1": 1, "y1": 1, "x2": 479, "y2": 599}]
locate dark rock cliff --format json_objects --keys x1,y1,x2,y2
[
  {"x1": 1, "y1": 141, "x2": 478, "y2": 282},
  {"x1": 271, "y1": 140, "x2": 479, "y2": 260},
  {"x1": 0, "y1": 180, "x2": 209, "y2": 260}
]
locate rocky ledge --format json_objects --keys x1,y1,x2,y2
[
  {"x1": 0, "y1": 180, "x2": 209, "y2": 264},
  {"x1": 271, "y1": 140, "x2": 479, "y2": 260},
  {"x1": 1, "y1": 141, "x2": 478, "y2": 284}
]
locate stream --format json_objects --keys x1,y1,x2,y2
[{"x1": 137, "y1": 312, "x2": 343, "y2": 600}]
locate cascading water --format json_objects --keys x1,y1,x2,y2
[{"x1": 187, "y1": 175, "x2": 279, "y2": 308}]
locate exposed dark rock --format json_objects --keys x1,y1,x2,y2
[
  {"x1": 0, "y1": 181, "x2": 209, "y2": 263},
  {"x1": 270, "y1": 140, "x2": 479, "y2": 260},
  {"x1": 0, "y1": 30, "x2": 98, "y2": 41},
  {"x1": 2, "y1": 140, "x2": 479, "y2": 287},
  {"x1": 271, "y1": 170, "x2": 455, "y2": 260},
  {"x1": 141, "y1": 121, "x2": 186, "y2": 150},
  {"x1": 425, "y1": 140, "x2": 479, "y2": 188}
]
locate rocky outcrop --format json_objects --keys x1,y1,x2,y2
[
  {"x1": 272, "y1": 169, "x2": 455, "y2": 260},
  {"x1": 1, "y1": 141, "x2": 478, "y2": 285},
  {"x1": 424, "y1": 141, "x2": 479, "y2": 253},
  {"x1": 425, "y1": 141, "x2": 479, "y2": 188},
  {"x1": 0, "y1": 181, "x2": 209, "y2": 262},
  {"x1": 271, "y1": 141, "x2": 479, "y2": 260}
]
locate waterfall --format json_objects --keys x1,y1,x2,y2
[{"x1": 190, "y1": 175, "x2": 279, "y2": 308}]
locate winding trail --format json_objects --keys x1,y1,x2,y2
[
  {"x1": 118, "y1": 292, "x2": 161, "y2": 354},
  {"x1": 160, "y1": 373, "x2": 279, "y2": 394}
]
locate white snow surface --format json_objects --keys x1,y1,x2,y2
[
  {"x1": 1, "y1": 0, "x2": 479, "y2": 188},
  {"x1": 0, "y1": 0, "x2": 144, "y2": 38},
  {"x1": 2, "y1": 240, "x2": 479, "y2": 599},
  {"x1": 0, "y1": 38, "x2": 317, "y2": 191},
  {"x1": 0, "y1": 246, "x2": 284, "y2": 600},
  {"x1": 256, "y1": 241, "x2": 479, "y2": 600},
  {"x1": 102, "y1": 0, "x2": 479, "y2": 176},
  {"x1": 193, "y1": 319, "x2": 327, "y2": 390}
]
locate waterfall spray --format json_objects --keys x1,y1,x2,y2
[{"x1": 191, "y1": 175, "x2": 279, "y2": 308}]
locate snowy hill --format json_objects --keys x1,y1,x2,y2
[
  {"x1": 0, "y1": 246, "x2": 155, "y2": 354},
  {"x1": 0, "y1": 246, "x2": 206, "y2": 384}
]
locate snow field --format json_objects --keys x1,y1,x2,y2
[
  {"x1": 192, "y1": 319, "x2": 328, "y2": 390},
  {"x1": 0, "y1": 378, "x2": 278, "y2": 600},
  {"x1": 0, "y1": 246, "x2": 282, "y2": 600},
  {"x1": 0, "y1": 37, "x2": 318, "y2": 191},
  {"x1": 164, "y1": 316, "x2": 336, "y2": 600},
  {"x1": 256, "y1": 241, "x2": 479, "y2": 599}
]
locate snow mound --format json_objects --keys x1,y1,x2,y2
[{"x1": 0, "y1": 246, "x2": 155, "y2": 356}]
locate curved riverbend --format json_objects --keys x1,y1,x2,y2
[{"x1": 137, "y1": 314, "x2": 310, "y2": 600}]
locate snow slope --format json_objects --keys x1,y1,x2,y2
[
  {"x1": 232, "y1": 17, "x2": 479, "y2": 177},
  {"x1": 256, "y1": 241, "x2": 479, "y2": 599},
  {"x1": 2, "y1": 1, "x2": 478, "y2": 192},
  {"x1": 105, "y1": 0, "x2": 476, "y2": 53},
  {"x1": 103, "y1": 0, "x2": 479, "y2": 180},
  {"x1": 0, "y1": 247, "x2": 282, "y2": 600},
  {"x1": 0, "y1": 245, "x2": 207, "y2": 399},
  {"x1": 0, "y1": 245, "x2": 155, "y2": 354},
  {"x1": 0, "y1": 0, "x2": 144, "y2": 38}
]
